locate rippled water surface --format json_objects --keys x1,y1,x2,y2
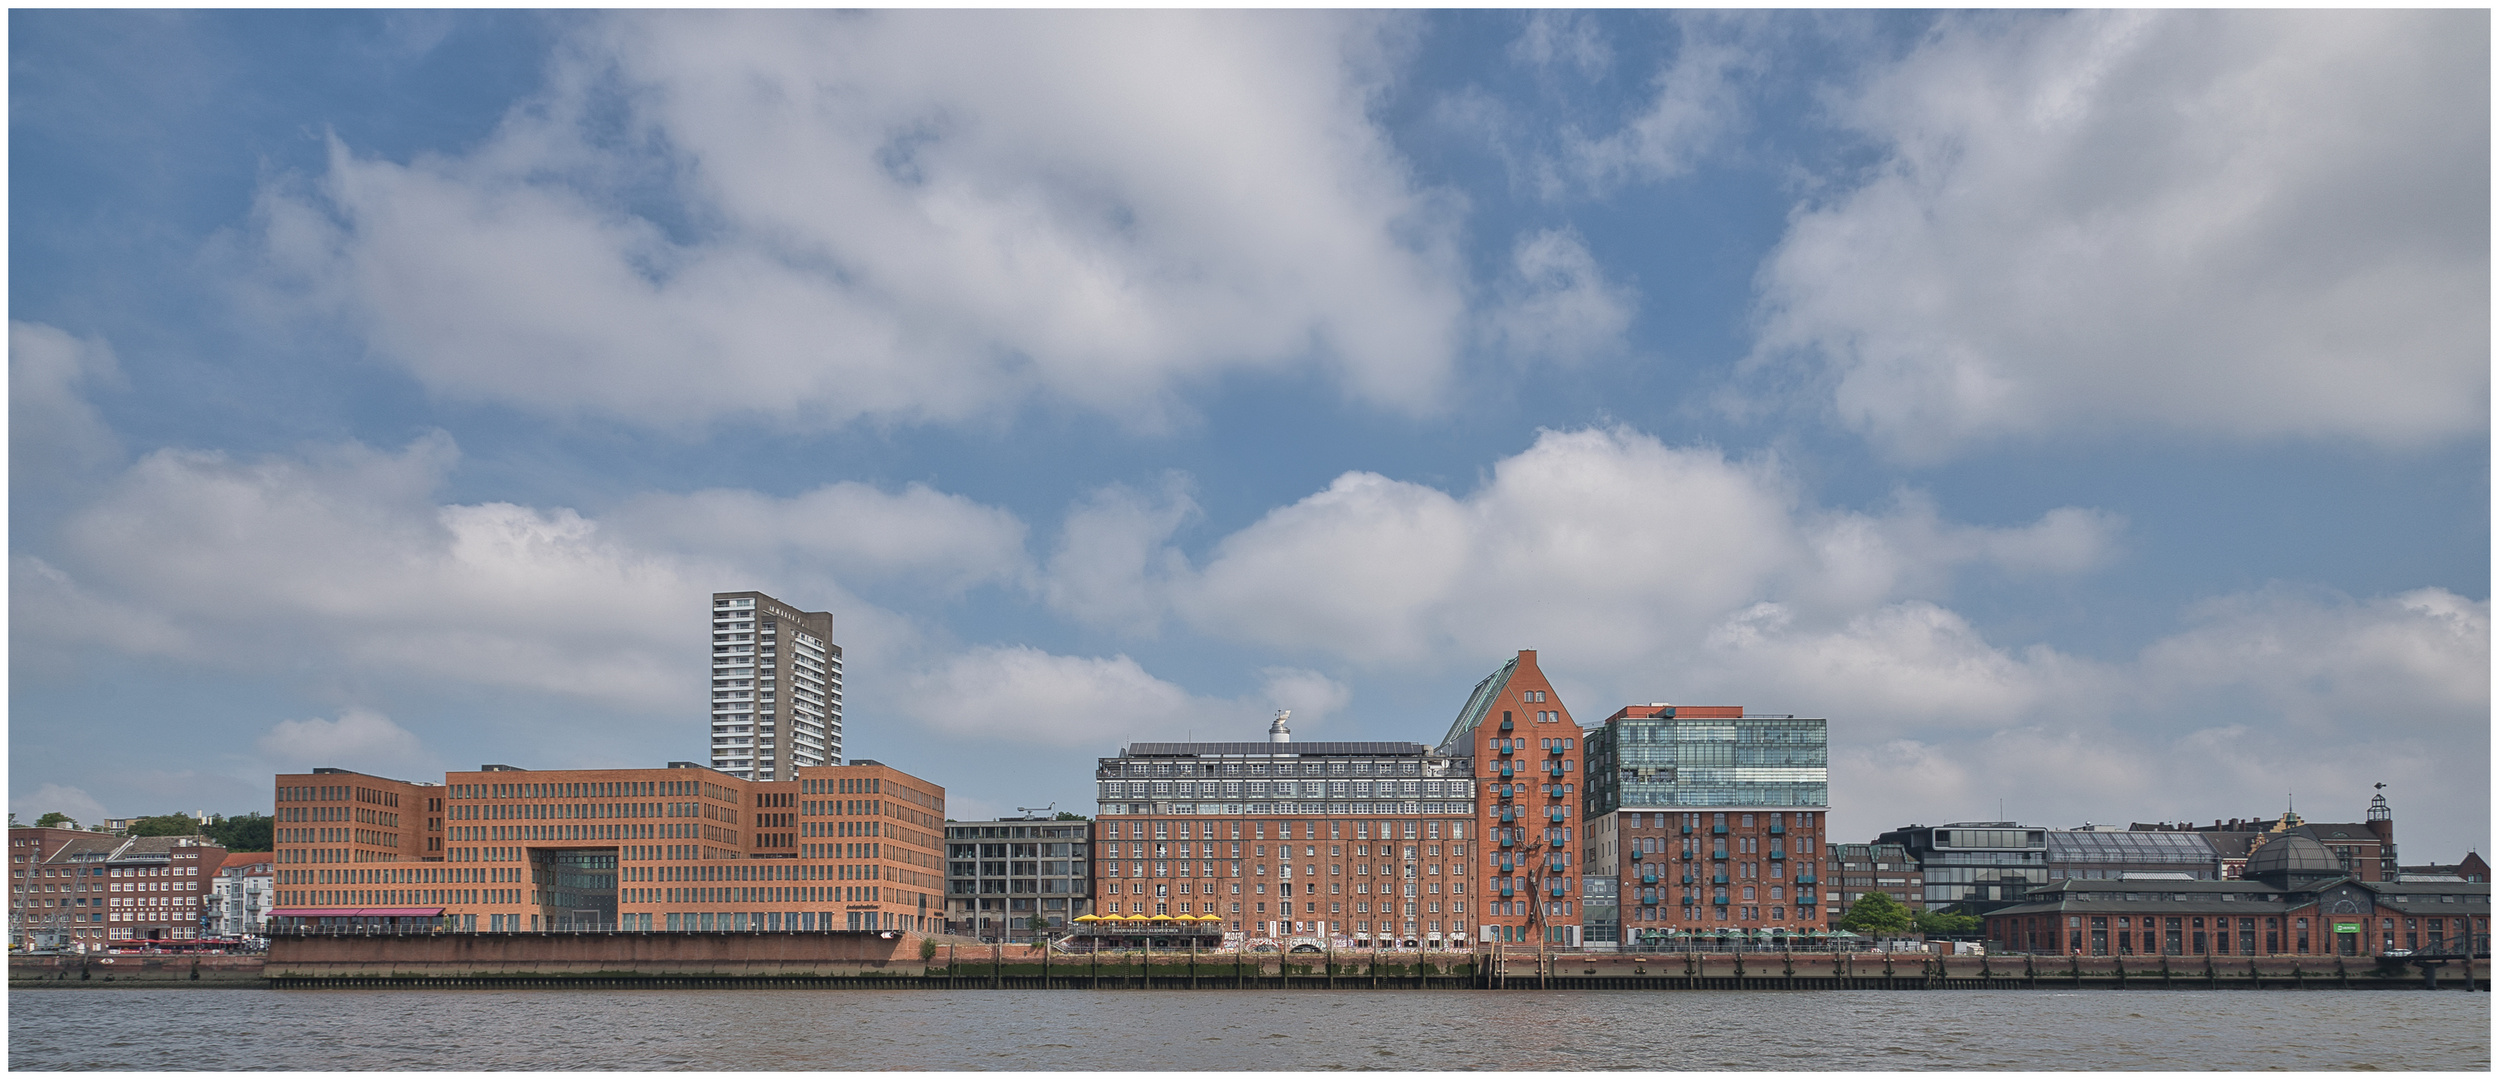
[{"x1": 9, "y1": 988, "x2": 2489, "y2": 1070}]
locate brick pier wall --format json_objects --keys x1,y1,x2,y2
[{"x1": 267, "y1": 931, "x2": 932, "y2": 980}]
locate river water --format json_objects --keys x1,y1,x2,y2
[{"x1": 8, "y1": 988, "x2": 2489, "y2": 1070}]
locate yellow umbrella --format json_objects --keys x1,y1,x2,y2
[{"x1": 1073, "y1": 914, "x2": 1100, "y2": 922}]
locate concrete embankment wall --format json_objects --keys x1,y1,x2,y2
[
  {"x1": 11, "y1": 954, "x2": 266, "y2": 986},
  {"x1": 268, "y1": 930, "x2": 932, "y2": 981},
  {"x1": 15, "y1": 943, "x2": 2479, "y2": 990}
]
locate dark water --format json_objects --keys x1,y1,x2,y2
[{"x1": 7, "y1": 988, "x2": 2489, "y2": 1070}]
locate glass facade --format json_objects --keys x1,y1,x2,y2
[
  {"x1": 1585, "y1": 716, "x2": 1828, "y2": 813},
  {"x1": 944, "y1": 820, "x2": 1092, "y2": 940}
]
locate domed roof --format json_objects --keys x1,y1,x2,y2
[{"x1": 2246, "y1": 834, "x2": 2340, "y2": 877}]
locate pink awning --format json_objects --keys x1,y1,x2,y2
[{"x1": 267, "y1": 907, "x2": 443, "y2": 918}]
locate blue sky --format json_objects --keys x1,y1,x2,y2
[{"x1": 11, "y1": 10, "x2": 2489, "y2": 860}]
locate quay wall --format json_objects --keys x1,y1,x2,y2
[
  {"x1": 15, "y1": 941, "x2": 2480, "y2": 991},
  {"x1": 12, "y1": 954, "x2": 266, "y2": 986}
]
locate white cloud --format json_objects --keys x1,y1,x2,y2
[
  {"x1": 608, "y1": 481, "x2": 1031, "y2": 595},
  {"x1": 1260, "y1": 667, "x2": 1352, "y2": 730},
  {"x1": 249, "y1": 11, "x2": 1469, "y2": 433},
  {"x1": 1750, "y1": 10, "x2": 2489, "y2": 460},
  {"x1": 893, "y1": 646, "x2": 1202, "y2": 748},
  {"x1": 255, "y1": 708, "x2": 437, "y2": 776},
  {"x1": 10, "y1": 321, "x2": 125, "y2": 493},
  {"x1": 1509, "y1": 11, "x2": 1611, "y2": 79},
  {"x1": 1482, "y1": 228, "x2": 1637, "y2": 364},
  {"x1": 36, "y1": 433, "x2": 711, "y2": 708},
  {"x1": 1565, "y1": 36, "x2": 1751, "y2": 189},
  {"x1": 2139, "y1": 586, "x2": 2490, "y2": 734},
  {"x1": 1162, "y1": 426, "x2": 2110, "y2": 667},
  {"x1": 1041, "y1": 476, "x2": 1197, "y2": 635},
  {"x1": 11, "y1": 784, "x2": 111, "y2": 830}
]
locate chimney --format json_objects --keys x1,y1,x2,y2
[{"x1": 1269, "y1": 710, "x2": 1292, "y2": 744}]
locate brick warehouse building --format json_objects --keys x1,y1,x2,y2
[
  {"x1": 1984, "y1": 833, "x2": 2490, "y2": 958},
  {"x1": 1437, "y1": 650, "x2": 1586, "y2": 947},
  {"x1": 13, "y1": 829, "x2": 229, "y2": 946},
  {"x1": 271, "y1": 759, "x2": 942, "y2": 935},
  {"x1": 1089, "y1": 721, "x2": 1480, "y2": 949},
  {"x1": 1584, "y1": 704, "x2": 1829, "y2": 950}
]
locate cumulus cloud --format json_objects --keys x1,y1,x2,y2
[
  {"x1": 607, "y1": 482, "x2": 1030, "y2": 596},
  {"x1": 1144, "y1": 426, "x2": 2113, "y2": 667},
  {"x1": 11, "y1": 321, "x2": 125, "y2": 495},
  {"x1": 892, "y1": 646, "x2": 1204, "y2": 748},
  {"x1": 1564, "y1": 35, "x2": 1752, "y2": 189},
  {"x1": 1041, "y1": 476, "x2": 1197, "y2": 635},
  {"x1": 35, "y1": 433, "x2": 711, "y2": 707},
  {"x1": 1482, "y1": 228, "x2": 1638, "y2": 364},
  {"x1": 247, "y1": 11, "x2": 1469, "y2": 433},
  {"x1": 1749, "y1": 10, "x2": 2489, "y2": 460},
  {"x1": 255, "y1": 708, "x2": 437, "y2": 776},
  {"x1": 1509, "y1": 11, "x2": 1611, "y2": 79},
  {"x1": 11, "y1": 784, "x2": 111, "y2": 830}
]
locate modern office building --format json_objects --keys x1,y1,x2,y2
[
  {"x1": 1437, "y1": 650, "x2": 1584, "y2": 947},
  {"x1": 708, "y1": 590, "x2": 842, "y2": 781},
  {"x1": 1875, "y1": 822, "x2": 2049, "y2": 915},
  {"x1": 271, "y1": 758, "x2": 943, "y2": 935},
  {"x1": 1585, "y1": 703, "x2": 1829, "y2": 950},
  {"x1": 1093, "y1": 714, "x2": 1482, "y2": 948},
  {"x1": 1824, "y1": 842, "x2": 1925, "y2": 920},
  {"x1": 944, "y1": 816, "x2": 1093, "y2": 940}
]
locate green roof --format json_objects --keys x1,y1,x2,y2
[{"x1": 1437, "y1": 656, "x2": 1516, "y2": 753}]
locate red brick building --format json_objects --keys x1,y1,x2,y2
[
  {"x1": 273, "y1": 759, "x2": 944, "y2": 934},
  {"x1": 1985, "y1": 834, "x2": 2490, "y2": 958},
  {"x1": 1438, "y1": 650, "x2": 1585, "y2": 946}
]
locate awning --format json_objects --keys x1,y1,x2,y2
[{"x1": 267, "y1": 907, "x2": 444, "y2": 918}]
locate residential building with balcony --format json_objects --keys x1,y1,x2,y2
[
  {"x1": 944, "y1": 816, "x2": 1093, "y2": 940},
  {"x1": 1436, "y1": 650, "x2": 1584, "y2": 948},
  {"x1": 1585, "y1": 704, "x2": 1829, "y2": 951},
  {"x1": 1824, "y1": 842, "x2": 1925, "y2": 920},
  {"x1": 708, "y1": 591, "x2": 842, "y2": 781},
  {"x1": 1875, "y1": 822, "x2": 2049, "y2": 915}
]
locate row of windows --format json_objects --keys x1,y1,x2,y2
[{"x1": 1109, "y1": 760, "x2": 1430, "y2": 777}]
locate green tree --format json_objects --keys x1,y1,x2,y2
[
  {"x1": 1837, "y1": 890, "x2": 1915, "y2": 935},
  {"x1": 33, "y1": 811, "x2": 74, "y2": 829},
  {"x1": 1027, "y1": 914, "x2": 1049, "y2": 940},
  {"x1": 202, "y1": 813, "x2": 274, "y2": 852},
  {"x1": 1054, "y1": 811, "x2": 1087, "y2": 821},
  {"x1": 1914, "y1": 909, "x2": 1981, "y2": 938},
  {"x1": 124, "y1": 814, "x2": 205, "y2": 837}
]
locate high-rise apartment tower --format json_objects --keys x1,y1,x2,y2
[{"x1": 709, "y1": 591, "x2": 842, "y2": 780}]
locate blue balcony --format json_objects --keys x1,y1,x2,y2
[
  {"x1": 1499, "y1": 718, "x2": 1513, "y2": 732},
  {"x1": 1628, "y1": 850, "x2": 1642, "y2": 863},
  {"x1": 1680, "y1": 823, "x2": 1693, "y2": 835},
  {"x1": 1712, "y1": 873, "x2": 1730, "y2": 885},
  {"x1": 1795, "y1": 872, "x2": 1816, "y2": 885},
  {"x1": 1712, "y1": 824, "x2": 1727, "y2": 835},
  {"x1": 1769, "y1": 851, "x2": 1785, "y2": 861},
  {"x1": 1768, "y1": 823, "x2": 1786, "y2": 835}
]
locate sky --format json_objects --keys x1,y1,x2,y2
[{"x1": 9, "y1": 10, "x2": 2490, "y2": 862}]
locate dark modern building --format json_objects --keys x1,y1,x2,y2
[
  {"x1": 1824, "y1": 842, "x2": 1925, "y2": 920},
  {"x1": 944, "y1": 816, "x2": 1093, "y2": 940},
  {"x1": 1875, "y1": 822, "x2": 2048, "y2": 915}
]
